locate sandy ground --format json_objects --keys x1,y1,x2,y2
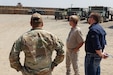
[{"x1": 0, "y1": 14, "x2": 113, "y2": 75}]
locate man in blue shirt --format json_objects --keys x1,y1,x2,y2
[{"x1": 85, "y1": 12, "x2": 108, "y2": 75}]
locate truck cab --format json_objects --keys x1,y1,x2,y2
[
  {"x1": 54, "y1": 8, "x2": 67, "y2": 20},
  {"x1": 67, "y1": 7, "x2": 87, "y2": 20},
  {"x1": 87, "y1": 6, "x2": 110, "y2": 22}
]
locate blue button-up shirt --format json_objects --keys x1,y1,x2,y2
[{"x1": 85, "y1": 23, "x2": 107, "y2": 53}]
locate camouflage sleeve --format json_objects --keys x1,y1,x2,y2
[
  {"x1": 52, "y1": 36, "x2": 64, "y2": 67},
  {"x1": 9, "y1": 37, "x2": 23, "y2": 71}
]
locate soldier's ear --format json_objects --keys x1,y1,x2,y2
[
  {"x1": 30, "y1": 20, "x2": 33, "y2": 26},
  {"x1": 42, "y1": 22, "x2": 43, "y2": 27}
]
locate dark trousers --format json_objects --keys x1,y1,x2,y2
[{"x1": 85, "y1": 53, "x2": 102, "y2": 75}]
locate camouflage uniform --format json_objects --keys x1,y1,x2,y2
[{"x1": 9, "y1": 28, "x2": 64, "y2": 75}]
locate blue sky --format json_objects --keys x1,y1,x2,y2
[{"x1": 0, "y1": 0, "x2": 113, "y2": 8}]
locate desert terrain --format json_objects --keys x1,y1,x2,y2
[{"x1": 0, "y1": 14, "x2": 113, "y2": 75}]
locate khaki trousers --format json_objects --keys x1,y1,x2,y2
[{"x1": 66, "y1": 49, "x2": 80, "y2": 75}]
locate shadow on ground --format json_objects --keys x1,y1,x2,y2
[{"x1": 108, "y1": 26, "x2": 113, "y2": 29}]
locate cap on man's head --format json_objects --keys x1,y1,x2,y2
[{"x1": 31, "y1": 13, "x2": 43, "y2": 23}]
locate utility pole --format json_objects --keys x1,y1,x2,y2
[
  {"x1": 71, "y1": 4, "x2": 73, "y2": 11},
  {"x1": 71, "y1": 4, "x2": 73, "y2": 8}
]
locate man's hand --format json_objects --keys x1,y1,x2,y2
[{"x1": 102, "y1": 52, "x2": 108, "y2": 59}]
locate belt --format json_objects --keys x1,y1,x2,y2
[
  {"x1": 86, "y1": 52, "x2": 101, "y2": 58},
  {"x1": 86, "y1": 52, "x2": 97, "y2": 55}
]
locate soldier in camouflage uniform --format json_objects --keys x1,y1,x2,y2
[{"x1": 9, "y1": 13, "x2": 64, "y2": 75}]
